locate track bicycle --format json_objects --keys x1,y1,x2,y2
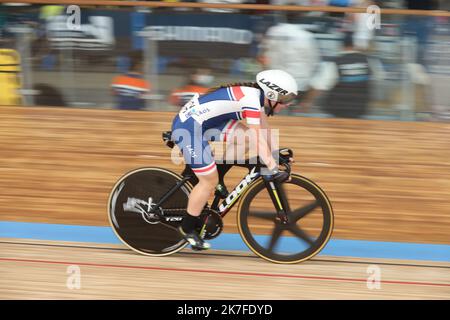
[{"x1": 108, "y1": 131, "x2": 334, "y2": 264}]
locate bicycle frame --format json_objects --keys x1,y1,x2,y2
[
  {"x1": 110, "y1": 141, "x2": 333, "y2": 262},
  {"x1": 152, "y1": 159, "x2": 290, "y2": 222},
  {"x1": 210, "y1": 162, "x2": 261, "y2": 216}
]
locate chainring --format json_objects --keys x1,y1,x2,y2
[{"x1": 200, "y1": 209, "x2": 224, "y2": 240}]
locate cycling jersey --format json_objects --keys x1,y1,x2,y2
[
  {"x1": 171, "y1": 85, "x2": 264, "y2": 175},
  {"x1": 179, "y1": 86, "x2": 263, "y2": 126}
]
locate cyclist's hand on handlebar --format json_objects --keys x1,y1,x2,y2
[{"x1": 275, "y1": 148, "x2": 294, "y2": 166}]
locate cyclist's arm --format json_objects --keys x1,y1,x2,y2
[
  {"x1": 247, "y1": 123, "x2": 277, "y2": 170},
  {"x1": 259, "y1": 108, "x2": 276, "y2": 153},
  {"x1": 260, "y1": 107, "x2": 269, "y2": 129},
  {"x1": 241, "y1": 89, "x2": 276, "y2": 169}
]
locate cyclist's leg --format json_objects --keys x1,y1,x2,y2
[
  {"x1": 172, "y1": 117, "x2": 217, "y2": 249},
  {"x1": 183, "y1": 142, "x2": 218, "y2": 249},
  {"x1": 187, "y1": 140, "x2": 218, "y2": 217},
  {"x1": 220, "y1": 120, "x2": 251, "y2": 163}
]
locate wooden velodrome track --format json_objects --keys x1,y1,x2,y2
[
  {"x1": 1, "y1": 239, "x2": 449, "y2": 299},
  {"x1": 1, "y1": 106, "x2": 449, "y2": 299}
]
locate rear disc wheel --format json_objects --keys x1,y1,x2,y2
[{"x1": 108, "y1": 167, "x2": 192, "y2": 256}]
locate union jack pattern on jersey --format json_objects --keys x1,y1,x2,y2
[{"x1": 178, "y1": 86, "x2": 263, "y2": 127}]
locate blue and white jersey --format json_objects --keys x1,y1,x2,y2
[
  {"x1": 172, "y1": 85, "x2": 265, "y2": 175},
  {"x1": 178, "y1": 86, "x2": 264, "y2": 129}
]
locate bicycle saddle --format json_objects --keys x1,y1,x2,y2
[{"x1": 162, "y1": 131, "x2": 174, "y2": 149}]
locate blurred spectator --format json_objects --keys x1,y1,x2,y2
[
  {"x1": 168, "y1": 68, "x2": 212, "y2": 108},
  {"x1": 346, "y1": 0, "x2": 377, "y2": 51},
  {"x1": 111, "y1": 51, "x2": 151, "y2": 110},
  {"x1": 332, "y1": 0, "x2": 378, "y2": 51},
  {"x1": 306, "y1": 32, "x2": 381, "y2": 118},
  {"x1": 260, "y1": 10, "x2": 321, "y2": 97},
  {"x1": 402, "y1": 0, "x2": 438, "y2": 66},
  {"x1": 406, "y1": 63, "x2": 431, "y2": 120},
  {"x1": 39, "y1": 5, "x2": 65, "y2": 22},
  {"x1": 34, "y1": 5, "x2": 65, "y2": 70}
]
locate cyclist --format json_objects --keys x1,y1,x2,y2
[{"x1": 171, "y1": 69, "x2": 298, "y2": 250}]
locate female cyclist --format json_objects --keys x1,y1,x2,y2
[{"x1": 171, "y1": 69, "x2": 298, "y2": 250}]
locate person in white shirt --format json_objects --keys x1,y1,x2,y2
[
  {"x1": 347, "y1": 0, "x2": 377, "y2": 51},
  {"x1": 261, "y1": 11, "x2": 321, "y2": 95},
  {"x1": 306, "y1": 32, "x2": 385, "y2": 118}
]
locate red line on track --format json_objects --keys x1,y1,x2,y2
[{"x1": 1, "y1": 257, "x2": 449, "y2": 287}]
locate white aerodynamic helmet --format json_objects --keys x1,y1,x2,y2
[{"x1": 256, "y1": 69, "x2": 298, "y2": 104}]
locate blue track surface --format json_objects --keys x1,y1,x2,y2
[{"x1": 1, "y1": 221, "x2": 449, "y2": 262}]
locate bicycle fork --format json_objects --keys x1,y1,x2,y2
[{"x1": 264, "y1": 180, "x2": 291, "y2": 224}]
